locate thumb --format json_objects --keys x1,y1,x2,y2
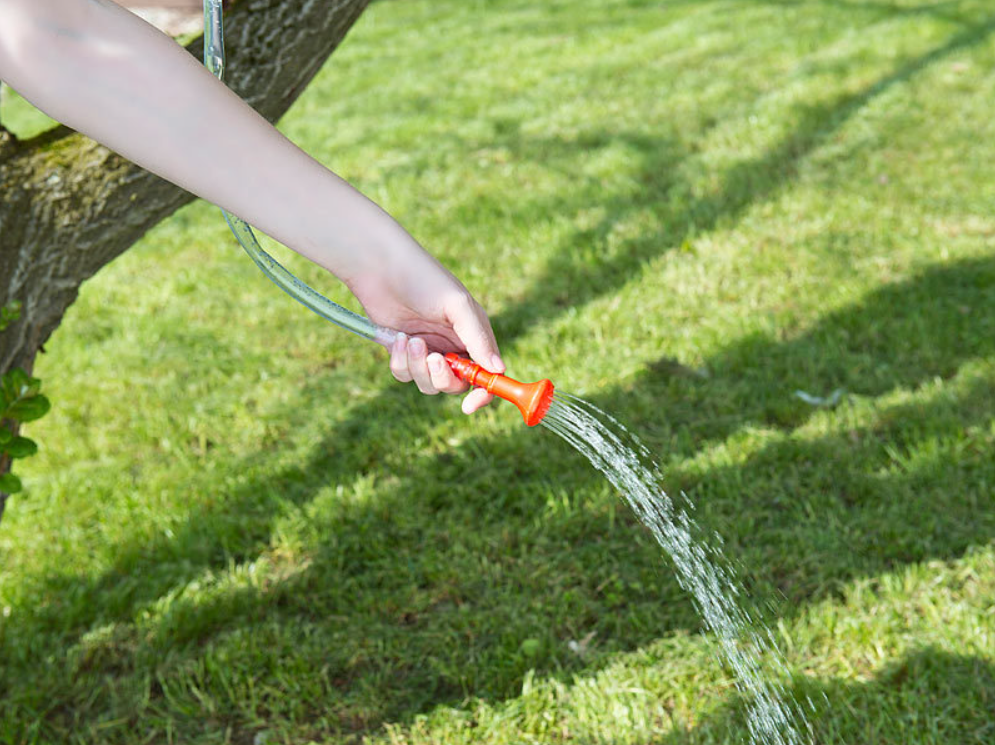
[{"x1": 449, "y1": 294, "x2": 505, "y2": 374}]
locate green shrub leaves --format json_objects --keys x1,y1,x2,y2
[
  {"x1": 0, "y1": 303, "x2": 49, "y2": 498},
  {"x1": 0, "y1": 472, "x2": 23, "y2": 494},
  {"x1": 5, "y1": 436, "x2": 39, "y2": 459},
  {"x1": 0, "y1": 367, "x2": 48, "y2": 494}
]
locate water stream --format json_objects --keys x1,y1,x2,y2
[{"x1": 541, "y1": 393, "x2": 807, "y2": 744}]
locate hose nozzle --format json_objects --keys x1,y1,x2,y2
[{"x1": 445, "y1": 354, "x2": 554, "y2": 426}]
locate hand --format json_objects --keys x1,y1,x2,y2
[{"x1": 345, "y1": 246, "x2": 505, "y2": 414}]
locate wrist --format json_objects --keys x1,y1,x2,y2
[{"x1": 335, "y1": 220, "x2": 426, "y2": 292}]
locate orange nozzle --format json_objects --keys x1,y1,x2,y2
[{"x1": 445, "y1": 353, "x2": 554, "y2": 426}]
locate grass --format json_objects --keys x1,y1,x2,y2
[{"x1": 2, "y1": 0, "x2": 995, "y2": 742}]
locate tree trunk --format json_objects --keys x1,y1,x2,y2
[{"x1": 0, "y1": 0, "x2": 370, "y2": 519}]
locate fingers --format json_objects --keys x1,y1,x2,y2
[
  {"x1": 389, "y1": 332, "x2": 413, "y2": 383},
  {"x1": 449, "y1": 294, "x2": 505, "y2": 374},
  {"x1": 389, "y1": 332, "x2": 467, "y2": 396},
  {"x1": 406, "y1": 337, "x2": 436, "y2": 394},
  {"x1": 462, "y1": 386, "x2": 494, "y2": 415},
  {"x1": 427, "y1": 352, "x2": 467, "y2": 395}
]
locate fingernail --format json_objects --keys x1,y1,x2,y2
[
  {"x1": 490, "y1": 354, "x2": 505, "y2": 372},
  {"x1": 428, "y1": 354, "x2": 444, "y2": 373},
  {"x1": 409, "y1": 337, "x2": 426, "y2": 355},
  {"x1": 395, "y1": 332, "x2": 407, "y2": 348}
]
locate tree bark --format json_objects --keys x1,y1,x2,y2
[{"x1": 0, "y1": 0, "x2": 370, "y2": 520}]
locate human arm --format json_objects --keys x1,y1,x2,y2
[{"x1": 0, "y1": 0, "x2": 503, "y2": 411}]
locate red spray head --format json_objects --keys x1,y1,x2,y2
[{"x1": 445, "y1": 353, "x2": 554, "y2": 426}]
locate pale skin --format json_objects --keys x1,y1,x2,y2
[{"x1": 0, "y1": 0, "x2": 504, "y2": 413}]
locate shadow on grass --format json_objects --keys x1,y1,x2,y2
[
  {"x1": 5, "y1": 9, "x2": 995, "y2": 742},
  {"x1": 660, "y1": 647, "x2": 995, "y2": 744},
  {"x1": 630, "y1": 253, "x2": 995, "y2": 442},
  {"x1": 488, "y1": 10, "x2": 995, "y2": 341}
]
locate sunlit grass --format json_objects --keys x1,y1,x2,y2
[{"x1": 2, "y1": 0, "x2": 994, "y2": 742}]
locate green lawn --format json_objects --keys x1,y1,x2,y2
[{"x1": 2, "y1": 0, "x2": 995, "y2": 742}]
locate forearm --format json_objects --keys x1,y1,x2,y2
[{"x1": 0, "y1": 0, "x2": 411, "y2": 285}]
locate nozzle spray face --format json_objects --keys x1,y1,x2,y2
[{"x1": 445, "y1": 354, "x2": 554, "y2": 426}]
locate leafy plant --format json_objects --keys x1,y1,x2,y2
[{"x1": 0, "y1": 301, "x2": 48, "y2": 494}]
